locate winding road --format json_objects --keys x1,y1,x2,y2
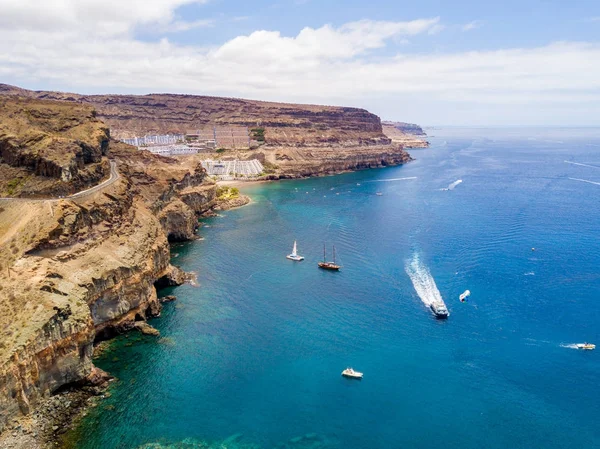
[{"x1": 0, "y1": 160, "x2": 119, "y2": 202}]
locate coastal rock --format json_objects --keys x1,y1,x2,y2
[
  {"x1": 0, "y1": 128, "x2": 217, "y2": 432},
  {"x1": 213, "y1": 194, "x2": 251, "y2": 211},
  {"x1": 0, "y1": 96, "x2": 110, "y2": 198},
  {"x1": 159, "y1": 295, "x2": 177, "y2": 303},
  {"x1": 0, "y1": 84, "x2": 427, "y2": 180},
  {"x1": 133, "y1": 322, "x2": 160, "y2": 337},
  {"x1": 158, "y1": 199, "x2": 197, "y2": 241}
]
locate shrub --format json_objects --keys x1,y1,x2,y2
[{"x1": 250, "y1": 128, "x2": 266, "y2": 142}]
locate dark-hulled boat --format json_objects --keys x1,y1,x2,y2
[{"x1": 318, "y1": 244, "x2": 341, "y2": 271}]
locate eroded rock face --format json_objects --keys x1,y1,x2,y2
[
  {"x1": 0, "y1": 143, "x2": 217, "y2": 432},
  {"x1": 0, "y1": 96, "x2": 111, "y2": 197},
  {"x1": 158, "y1": 199, "x2": 197, "y2": 241},
  {"x1": 0, "y1": 87, "x2": 387, "y2": 145},
  {"x1": 0, "y1": 84, "x2": 428, "y2": 181},
  {"x1": 0, "y1": 305, "x2": 94, "y2": 421}
]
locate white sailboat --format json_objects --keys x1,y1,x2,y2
[{"x1": 286, "y1": 240, "x2": 304, "y2": 261}]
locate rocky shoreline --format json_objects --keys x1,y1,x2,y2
[
  {"x1": 0, "y1": 90, "x2": 424, "y2": 449},
  {"x1": 0, "y1": 154, "x2": 421, "y2": 448},
  {"x1": 0, "y1": 180, "x2": 253, "y2": 449}
]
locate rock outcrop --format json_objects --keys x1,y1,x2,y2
[
  {"x1": 0, "y1": 84, "x2": 427, "y2": 178},
  {"x1": 382, "y1": 121, "x2": 427, "y2": 137},
  {"x1": 0, "y1": 96, "x2": 110, "y2": 197},
  {"x1": 0, "y1": 88, "x2": 425, "y2": 438},
  {"x1": 0, "y1": 131, "x2": 216, "y2": 432}
]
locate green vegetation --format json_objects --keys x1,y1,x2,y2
[
  {"x1": 250, "y1": 127, "x2": 266, "y2": 142},
  {"x1": 262, "y1": 161, "x2": 279, "y2": 174},
  {"x1": 216, "y1": 186, "x2": 240, "y2": 200},
  {"x1": 215, "y1": 148, "x2": 226, "y2": 153},
  {"x1": 6, "y1": 178, "x2": 24, "y2": 195}
]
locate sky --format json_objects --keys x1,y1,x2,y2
[{"x1": 1, "y1": 0, "x2": 600, "y2": 126}]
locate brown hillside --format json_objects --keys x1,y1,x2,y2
[
  {"x1": 0, "y1": 96, "x2": 110, "y2": 197},
  {"x1": 0, "y1": 84, "x2": 386, "y2": 146}
]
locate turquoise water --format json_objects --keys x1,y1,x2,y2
[{"x1": 71, "y1": 128, "x2": 600, "y2": 449}]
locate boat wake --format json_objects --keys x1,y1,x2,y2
[
  {"x1": 564, "y1": 160, "x2": 600, "y2": 170},
  {"x1": 440, "y1": 179, "x2": 463, "y2": 191},
  {"x1": 405, "y1": 253, "x2": 444, "y2": 308},
  {"x1": 569, "y1": 177, "x2": 600, "y2": 187},
  {"x1": 560, "y1": 343, "x2": 582, "y2": 349}
]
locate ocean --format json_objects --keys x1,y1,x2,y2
[{"x1": 67, "y1": 128, "x2": 600, "y2": 449}]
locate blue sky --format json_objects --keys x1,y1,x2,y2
[
  {"x1": 1, "y1": 0, "x2": 600, "y2": 125},
  {"x1": 162, "y1": 0, "x2": 600, "y2": 50}
]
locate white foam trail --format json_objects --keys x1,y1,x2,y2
[
  {"x1": 524, "y1": 271, "x2": 535, "y2": 276},
  {"x1": 448, "y1": 179, "x2": 463, "y2": 190},
  {"x1": 405, "y1": 253, "x2": 444, "y2": 308},
  {"x1": 569, "y1": 177, "x2": 600, "y2": 187},
  {"x1": 440, "y1": 179, "x2": 463, "y2": 191},
  {"x1": 560, "y1": 343, "x2": 581, "y2": 349},
  {"x1": 564, "y1": 160, "x2": 600, "y2": 169},
  {"x1": 365, "y1": 177, "x2": 417, "y2": 183}
]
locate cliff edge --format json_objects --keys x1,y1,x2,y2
[
  {"x1": 0, "y1": 99, "x2": 218, "y2": 433},
  {"x1": 0, "y1": 84, "x2": 427, "y2": 178}
]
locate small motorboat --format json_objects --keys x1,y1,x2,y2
[
  {"x1": 342, "y1": 367, "x2": 363, "y2": 379},
  {"x1": 459, "y1": 290, "x2": 471, "y2": 302},
  {"x1": 376, "y1": 192, "x2": 383, "y2": 196},
  {"x1": 576, "y1": 343, "x2": 596, "y2": 351},
  {"x1": 286, "y1": 241, "x2": 304, "y2": 261}
]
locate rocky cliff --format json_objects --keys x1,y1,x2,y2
[
  {"x1": 0, "y1": 108, "x2": 217, "y2": 433},
  {"x1": 382, "y1": 121, "x2": 427, "y2": 137},
  {"x1": 0, "y1": 84, "x2": 427, "y2": 177},
  {"x1": 0, "y1": 97, "x2": 110, "y2": 197},
  {"x1": 0, "y1": 88, "x2": 424, "y2": 438}
]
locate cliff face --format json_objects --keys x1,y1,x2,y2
[
  {"x1": 382, "y1": 121, "x2": 427, "y2": 136},
  {"x1": 0, "y1": 96, "x2": 110, "y2": 197},
  {"x1": 0, "y1": 84, "x2": 385, "y2": 145},
  {"x1": 0, "y1": 136, "x2": 216, "y2": 432},
  {"x1": 0, "y1": 85, "x2": 428, "y2": 178}
]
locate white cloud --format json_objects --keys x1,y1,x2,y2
[
  {"x1": 0, "y1": 1, "x2": 599, "y2": 125},
  {"x1": 0, "y1": 0, "x2": 210, "y2": 35},
  {"x1": 462, "y1": 20, "x2": 483, "y2": 31},
  {"x1": 212, "y1": 18, "x2": 440, "y2": 62}
]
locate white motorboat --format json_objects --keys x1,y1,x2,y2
[
  {"x1": 341, "y1": 367, "x2": 363, "y2": 379},
  {"x1": 576, "y1": 343, "x2": 595, "y2": 351}
]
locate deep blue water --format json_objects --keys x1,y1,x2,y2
[{"x1": 70, "y1": 128, "x2": 600, "y2": 449}]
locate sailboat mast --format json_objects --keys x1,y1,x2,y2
[
  {"x1": 323, "y1": 244, "x2": 326, "y2": 262},
  {"x1": 333, "y1": 245, "x2": 336, "y2": 264}
]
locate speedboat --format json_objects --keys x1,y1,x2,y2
[
  {"x1": 286, "y1": 241, "x2": 304, "y2": 261},
  {"x1": 342, "y1": 367, "x2": 363, "y2": 379},
  {"x1": 430, "y1": 302, "x2": 449, "y2": 319},
  {"x1": 576, "y1": 343, "x2": 595, "y2": 351},
  {"x1": 459, "y1": 290, "x2": 471, "y2": 302},
  {"x1": 376, "y1": 192, "x2": 383, "y2": 196}
]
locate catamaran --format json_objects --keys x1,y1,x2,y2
[
  {"x1": 286, "y1": 240, "x2": 304, "y2": 261},
  {"x1": 318, "y1": 244, "x2": 341, "y2": 271}
]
